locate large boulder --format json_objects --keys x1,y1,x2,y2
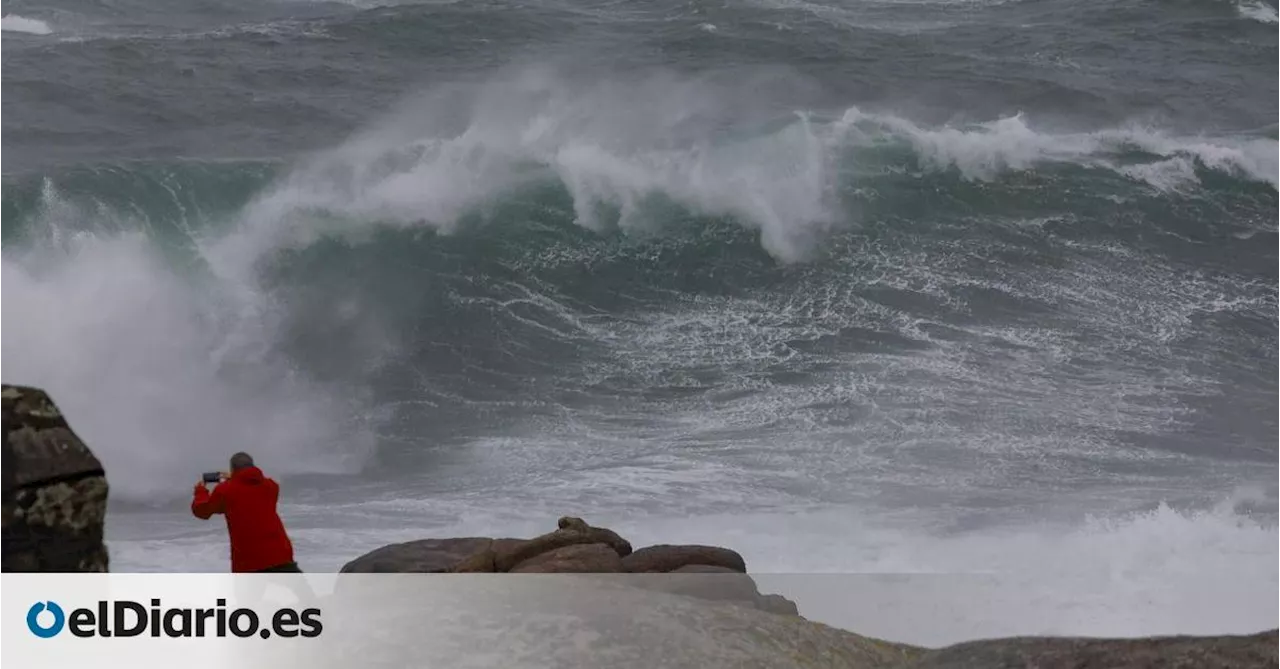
[
  {"x1": 341, "y1": 537, "x2": 496, "y2": 573},
  {"x1": 341, "y1": 520, "x2": 634, "y2": 574},
  {"x1": 510, "y1": 543, "x2": 624, "y2": 573},
  {"x1": 340, "y1": 517, "x2": 636, "y2": 575},
  {"x1": 451, "y1": 538, "x2": 526, "y2": 573},
  {"x1": 621, "y1": 544, "x2": 747, "y2": 573},
  {"x1": 1, "y1": 385, "x2": 109, "y2": 572},
  {"x1": 342, "y1": 517, "x2": 802, "y2": 617},
  {"x1": 492, "y1": 518, "x2": 633, "y2": 572}
]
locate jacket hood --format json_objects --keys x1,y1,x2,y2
[{"x1": 231, "y1": 466, "x2": 265, "y2": 484}]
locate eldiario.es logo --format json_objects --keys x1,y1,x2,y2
[{"x1": 26, "y1": 599, "x2": 322, "y2": 639}]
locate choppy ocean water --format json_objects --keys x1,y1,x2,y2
[{"x1": 3, "y1": 0, "x2": 1276, "y2": 645}]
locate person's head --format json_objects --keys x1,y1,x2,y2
[{"x1": 229, "y1": 452, "x2": 255, "y2": 473}]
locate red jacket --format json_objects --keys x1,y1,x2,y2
[{"x1": 191, "y1": 466, "x2": 295, "y2": 573}]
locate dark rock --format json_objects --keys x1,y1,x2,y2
[
  {"x1": 910, "y1": 629, "x2": 1279, "y2": 669},
  {"x1": 341, "y1": 537, "x2": 495, "y2": 573},
  {"x1": 557, "y1": 516, "x2": 589, "y2": 531},
  {"x1": 343, "y1": 519, "x2": 633, "y2": 574},
  {"x1": 2, "y1": 385, "x2": 109, "y2": 572},
  {"x1": 449, "y1": 539, "x2": 528, "y2": 573},
  {"x1": 755, "y1": 593, "x2": 800, "y2": 616},
  {"x1": 671, "y1": 564, "x2": 740, "y2": 574},
  {"x1": 493, "y1": 522, "x2": 633, "y2": 572},
  {"x1": 300, "y1": 575, "x2": 924, "y2": 669},
  {"x1": 451, "y1": 546, "x2": 498, "y2": 573},
  {"x1": 621, "y1": 544, "x2": 746, "y2": 573},
  {"x1": 341, "y1": 519, "x2": 804, "y2": 614},
  {"x1": 631, "y1": 565, "x2": 801, "y2": 616},
  {"x1": 511, "y1": 543, "x2": 623, "y2": 573},
  {"x1": 655, "y1": 565, "x2": 762, "y2": 603}
]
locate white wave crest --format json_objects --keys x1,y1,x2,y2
[
  {"x1": 1, "y1": 14, "x2": 53, "y2": 34},
  {"x1": 1236, "y1": 0, "x2": 1279, "y2": 23},
  {"x1": 838, "y1": 107, "x2": 1279, "y2": 190},
  {"x1": 208, "y1": 67, "x2": 1276, "y2": 285},
  {"x1": 217, "y1": 67, "x2": 843, "y2": 266}
]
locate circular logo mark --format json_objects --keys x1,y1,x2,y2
[{"x1": 27, "y1": 601, "x2": 66, "y2": 638}]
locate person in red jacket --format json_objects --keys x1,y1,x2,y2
[{"x1": 192, "y1": 452, "x2": 301, "y2": 573}]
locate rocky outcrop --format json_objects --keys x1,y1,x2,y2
[
  {"x1": 295, "y1": 579, "x2": 1280, "y2": 669},
  {"x1": 510, "y1": 543, "x2": 623, "y2": 573},
  {"x1": 493, "y1": 517, "x2": 633, "y2": 572},
  {"x1": 340, "y1": 537, "x2": 499, "y2": 573},
  {"x1": 1, "y1": 385, "x2": 109, "y2": 572},
  {"x1": 342, "y1": 517, "x2": 636, "y2": 574},
  {"x1": 340, "y1": 519, "x2": 1278, "y2": 667},
  {"x1": 298, "y1": 575, "x2": 926, "y2": 669},
  {"x1": 308, "y1": 569, "x2": 1280, "y2": 669},
  {"x1": 638, "y1": 565, "x2": 760, "y2": 602},
  {"x1": 756, "y1": 592, "x2": 800, "y2": 616},
  {"x1": 340, "y1": 516, "x2": 801, "y2": 617},
  {"x1": 910, "y1": 629, "x2": 1279, "y2": 669},
  {"x1": 621, "y1": 544, "x2": 747, "y2": 573}
]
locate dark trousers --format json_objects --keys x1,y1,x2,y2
[
  {"x1": 254, "y1": 561, "x2": 303, "y2": 573},
  {"x1": 236, "y1": 562, "x2": 314, "y2": 606}
]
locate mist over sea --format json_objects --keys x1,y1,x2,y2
[{"x1": 3, "y1": 0, "x2": 1276, "y2": 645}]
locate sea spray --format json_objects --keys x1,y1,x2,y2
[
  {"x1": 1, "y1": 187, "x2": 379, "y2": 502},
  {"x1": 1, "y1": 14, "x2": 53, "y2": 35}
]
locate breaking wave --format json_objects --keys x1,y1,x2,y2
[
  {"x1": 2, "y1": 69, "x2": 1276, "y2": 505},
  {"x1": 1, "y1": 14, "x2": 52, "y2": 34}
]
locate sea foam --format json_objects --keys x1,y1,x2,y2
[{"x1": 1, "y1": 14, "x2": 52, "y2": 34}]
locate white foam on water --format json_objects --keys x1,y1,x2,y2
[
  {"x1": 748, "y1": 0, "x2": 969, "y2": 34},
  {"x1": 837, "y1": 107, "x2": 1279, "y2": 189},
  {"x1": 105, "y1": 488, "x2": 1277, "y2": 646},
  {"x1": 746, "y1": 498, "x2": 1278, "y2": 646},
  {"x1": 1236, "y1": 0, "x2": 1279, "y2": 23},
  {"x1": 568, "y1": 496, "x2": 1276, "y2": 646},
  {"x1": 1, "y1": 14, "x2": 53, "y2": 34}
]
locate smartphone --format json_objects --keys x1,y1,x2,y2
[{"x1": 201, "y1": 472, "x2": 223, "y2": 484}]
